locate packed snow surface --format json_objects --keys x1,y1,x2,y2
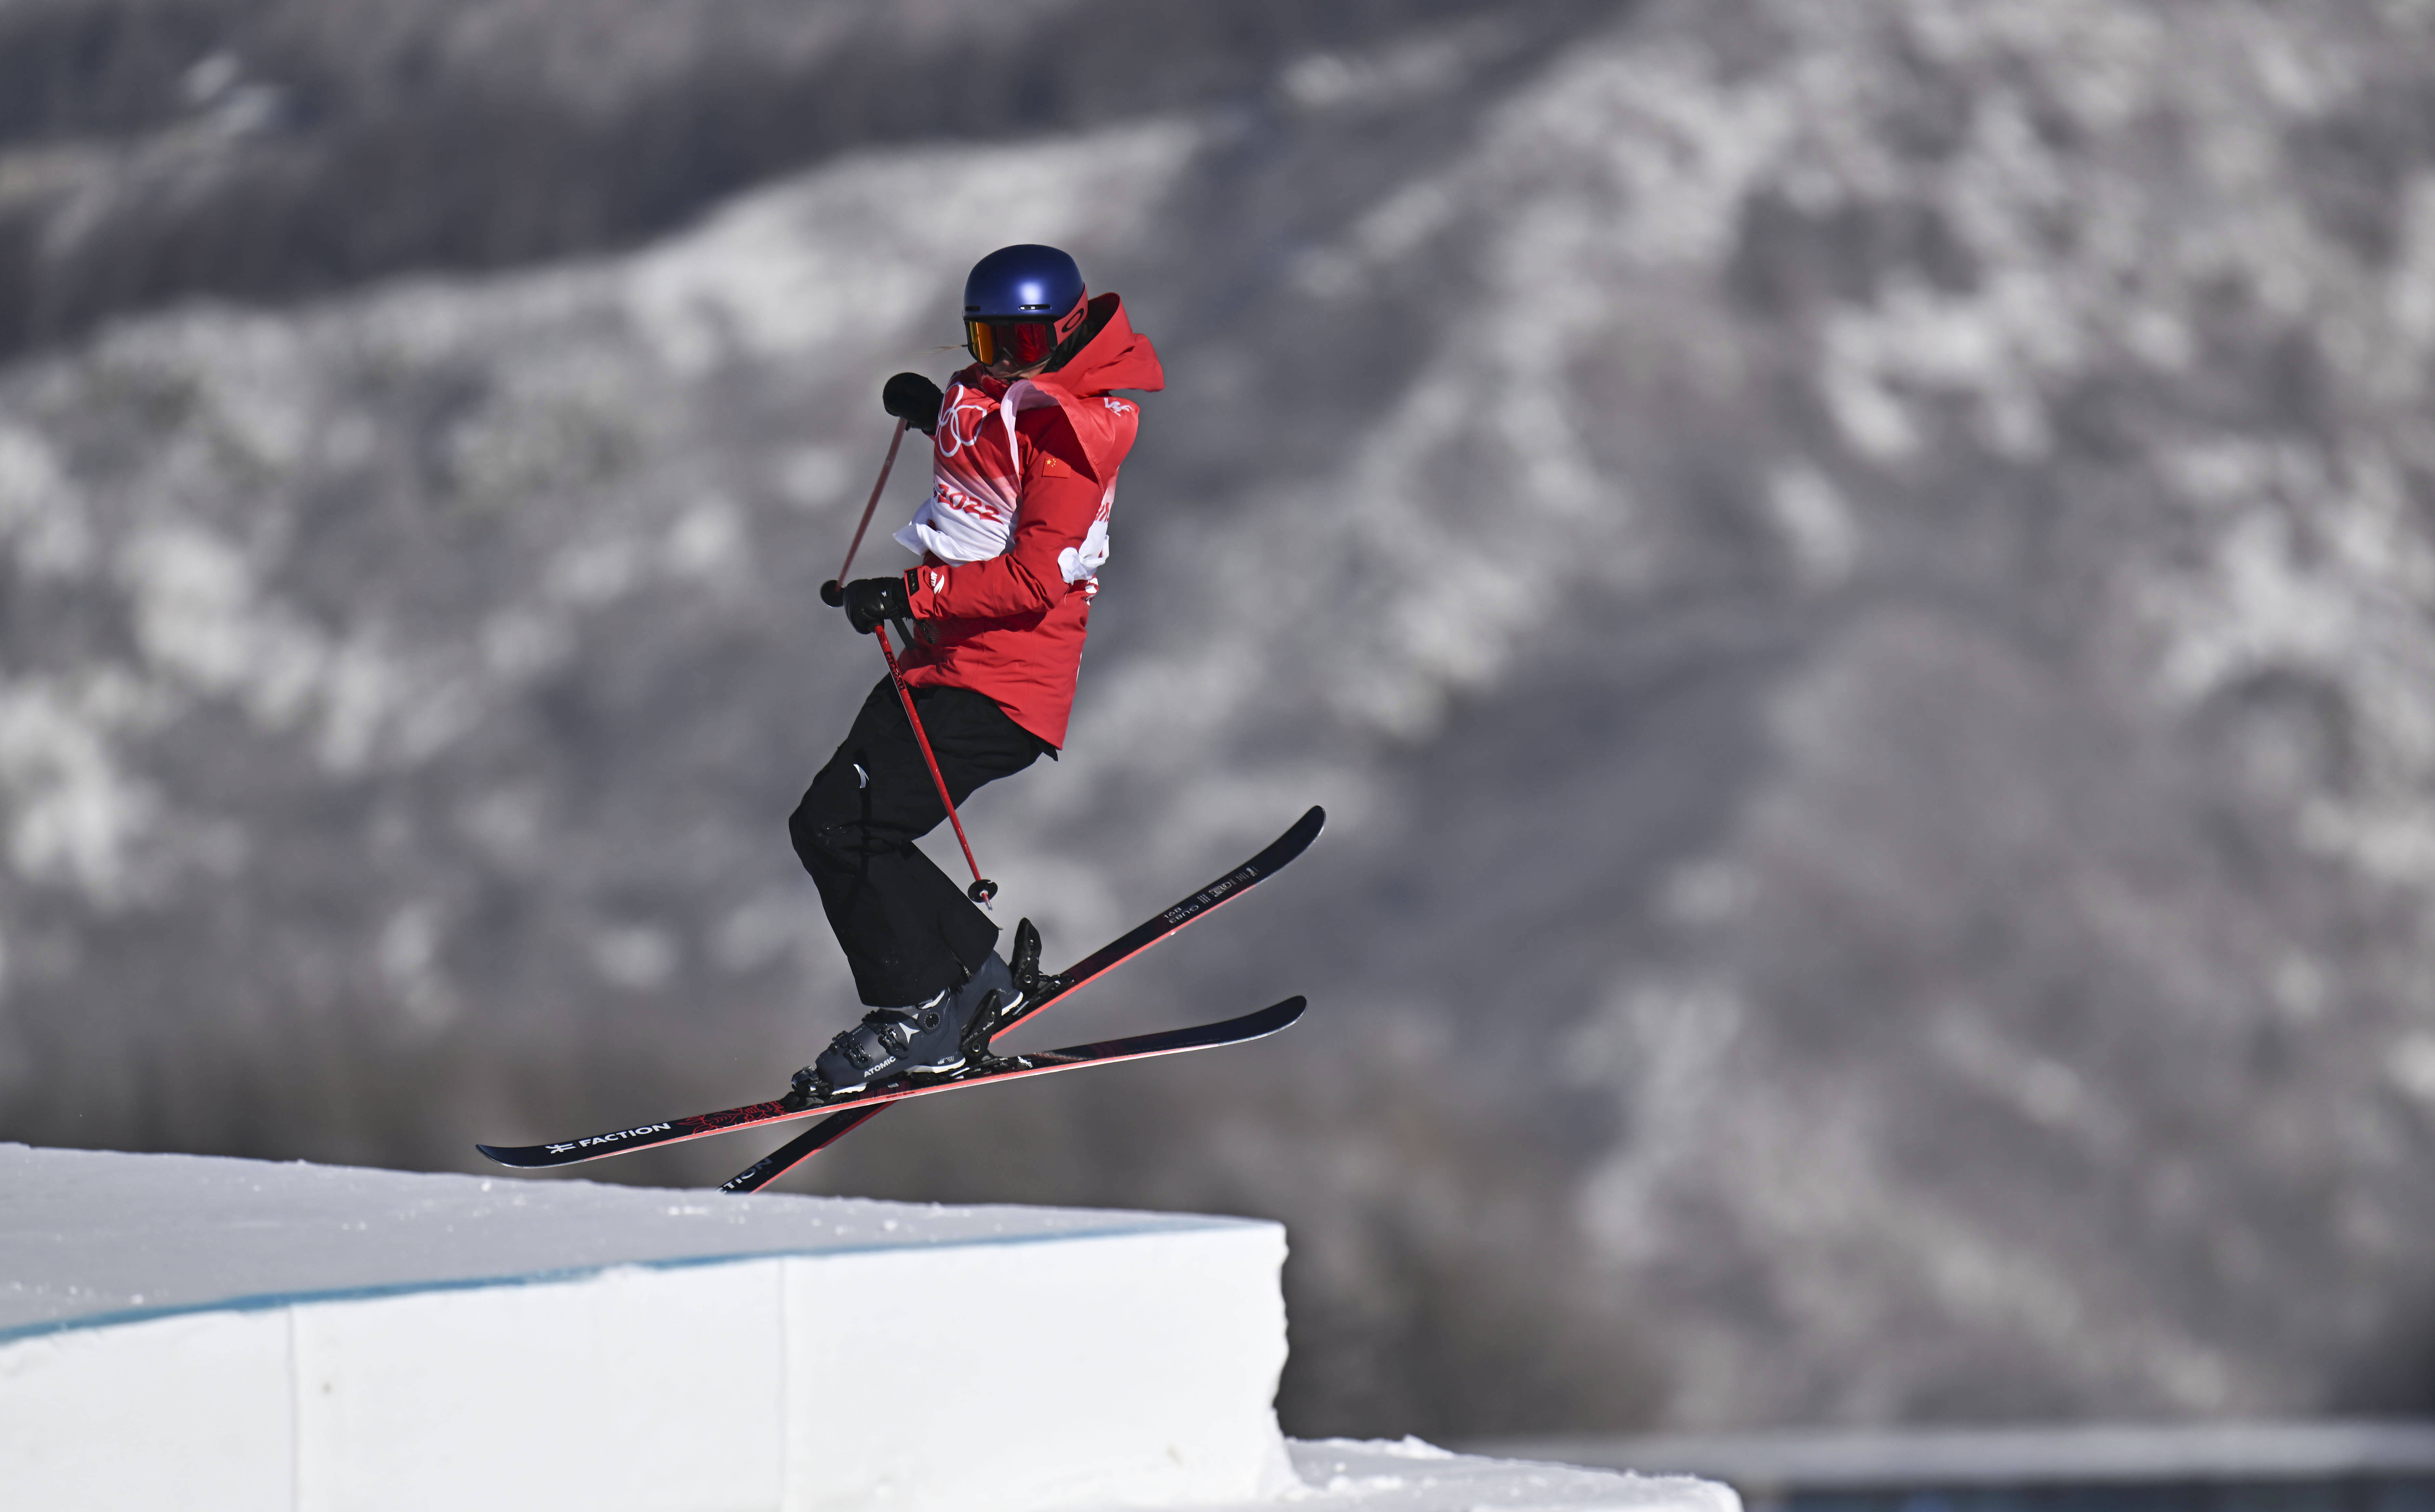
[
  {"x1": 0, "y1": 1140, "x2": 1245, "y2": 1339},
  {"x1": 0, "y1": 1144, "x2": 1295, "y2": 1512},
  {"x1": 1251, "y1": 1440, "x2": 1739, "y2": 1512},
  {"x1": 0, "y1": 1145, "x2": 1741, "y2": 1512}
]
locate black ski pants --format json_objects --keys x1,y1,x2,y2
[{"x1": 790, "y1": 677, "x2": 1048, "y2": 1007}]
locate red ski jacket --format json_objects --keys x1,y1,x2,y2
[{"x1": 890, "y1": 294, "x2": 1164, "y2": 749}]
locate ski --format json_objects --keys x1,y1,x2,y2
[
  {"x1": 716, "y1": 998, "x2": 1304, "y2": 1192},
  {"x1": 476, "y1": 805, "x2": 1324, "y2": 1172},
  {"x1": 719, "y1": 1103, "x2": 889, "y2": 1192},
  {"x1": 478, "y1": 994, "x2": 1307, "y2": 1174}
]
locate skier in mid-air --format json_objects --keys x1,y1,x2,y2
[
  {"x1": 474, "y1": 252, "x2": 1315, "y2": 1180},
  {"x1": 789, "y1": 244, "x2": 1165, "y2": 1098}
]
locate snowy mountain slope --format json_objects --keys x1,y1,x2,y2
[
  {"x1": 5, "y1": 0, "x2": 2435, "y2": 1444},
  {"x1": 0, "y1": 0, "x2": 1593, "y2": 355}
]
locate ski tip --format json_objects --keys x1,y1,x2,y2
[
  {"x1": 1261, "y1": 807, "x2": 1325, "y2": 869},
  {"x1": 474, "y1": 1143, "x2": 536, "y2": 1168}
]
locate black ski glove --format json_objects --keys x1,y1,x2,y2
[
  {"x1": 882, "y1": 372, "x2": 943, "y2": 436},
  {"x1": 841, "y1": 573, "x2": 912, "y2": 635}
]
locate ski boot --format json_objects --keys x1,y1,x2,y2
[
  {"x1": 789, "y1": 987, "x2": 950, "y2": 1105},
  {"x1": 959, "y1": 919, "x2": 1053, "y2": 1061},
  {"x1": 789, "y1": 948, "x2": 1025, "y2": 1107}
]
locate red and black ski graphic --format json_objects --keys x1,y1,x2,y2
[
  {"x1": 715, "y1": 998, "x2": 1304, "y2": 1193},
  {"x1": 475, "y1": 805, "x2": 1324, "y2": 1173}
]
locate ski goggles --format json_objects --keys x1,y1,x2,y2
[{"x1": 964, "y1": 318, "x2": 1062, "y2": 368}]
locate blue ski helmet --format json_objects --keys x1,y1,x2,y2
[{"x1": 963, "y1": 244, "x2": 1089, "y2": 367}]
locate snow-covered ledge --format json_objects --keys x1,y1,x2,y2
[
  {"x1": 0, "y1": 1144, "x2": 1293, "y2": 1511},
  {"x1": 0, "y1": 1144, "x2": 1738, "y2": 1512}
]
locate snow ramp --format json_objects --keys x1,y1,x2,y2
[{"x1": 0, "y1": 1143, "x2": 1736, "y2": 1512}]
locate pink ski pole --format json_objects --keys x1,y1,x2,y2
[
  {"x1": 819, "y1": 419, "x2": 993, "y2": 902},
  {"x1": 874, "y1": 621, "x2": 996, "y2": 905}
]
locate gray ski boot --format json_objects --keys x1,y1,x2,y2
[
  {"x1": 959, "y1": 919, "x2": 1046, "y2": 1060},
  {"x1": 796, "y1": 948, "x2": 1026, "y2": 1103}
]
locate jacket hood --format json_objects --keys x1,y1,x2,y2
[{"x1": 1038, "y1": 293, "x2": 1164, "y2": 397}]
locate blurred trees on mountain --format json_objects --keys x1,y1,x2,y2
[{"x1": 6, "y1": 0, "x2": 2435, "y2": 1445}]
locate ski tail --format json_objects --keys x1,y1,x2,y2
[
  {"x1": 474, "y1": 1092, "x2": 805, "y2": 1169},
  {"x1": 721, "y1": 1104, "x2": 888, "y2": 1194}
]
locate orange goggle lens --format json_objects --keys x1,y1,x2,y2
[{"x1": 965, "y1": 319, "x2": 1059, "y2": 368}]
